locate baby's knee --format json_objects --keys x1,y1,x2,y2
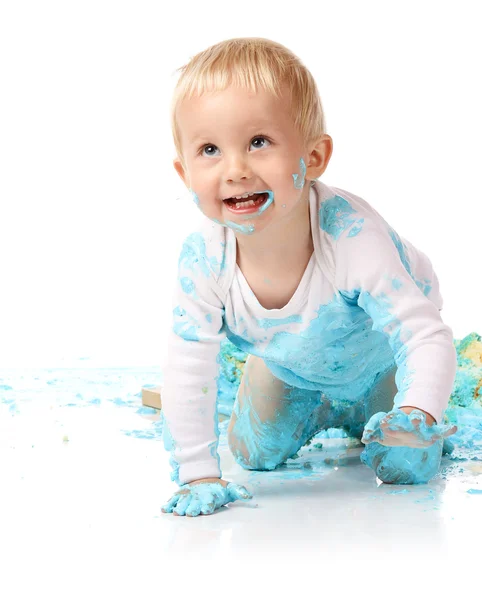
[
  {"x1": 360, "y1": 440, "x2": 443, "y2": 484},
  {"x1": 227, "y1": 425, "x2": 294, "y2": 471}
]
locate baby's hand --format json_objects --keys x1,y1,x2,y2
[
  {"x1": 361, "y1": 408, "x2": 457, "y2": 448},
  {"x1": 161, "y1": 478, "x2": 253, "y2": 517}
]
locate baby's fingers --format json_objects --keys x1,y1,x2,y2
[
  {"x1": 362, "y1": 412, "x2": 386, "y2": 443},
  {"x1": 200, "y1": 498, "x2": 217, "y2": 515},
  {"x1": 173, "y1": 493, "x2": 193, "y2": 516},
  {"x1": 185, "y1": 498, "x2": 202, "y2": 517},
  {"x1": 161, "y1": 493, "x2": 182, "y2": 513},
  {"x1": 227, "y1": 482, "x2": 253, "y2": 502}
]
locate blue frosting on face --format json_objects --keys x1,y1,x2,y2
[
  {"x1": 292, "y1": 157, "x2": 306, "y2": 189},
  {"x1": 191, "y1": 155, "x2": 310, "y2": 236},
  {"x1": 189, "y1": 188, "x2": 200, "y2": 205}
]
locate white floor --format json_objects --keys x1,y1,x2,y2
[{"x1": 1, "y1": 369, "x2": 481, "y2": 598}]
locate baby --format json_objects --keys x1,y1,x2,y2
[{"x1": 161, "y1": 37, "x2": 458, "y2": 517}]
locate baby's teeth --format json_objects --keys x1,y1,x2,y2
[{"x1": 234, "y1": 199, "x2": 256, "y2": 208}]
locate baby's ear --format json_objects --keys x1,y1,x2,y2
[
  {"x1": 173, "y1": 158, "x2": 189, "y2": 187},
  {"x1": 307, "y1": 134, "x2": 333, "y2": 180}
]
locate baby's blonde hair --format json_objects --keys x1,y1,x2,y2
[{"x1": 170, "y1": 37, "x2": 327, "y2": 170}]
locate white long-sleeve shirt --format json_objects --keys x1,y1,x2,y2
[{"x1": 161, "y1": 180, "x2": 457, "y2": 485}]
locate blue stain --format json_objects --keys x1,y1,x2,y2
[
  {"x1": 213, "y1": 217, "x2": 255, "y2": 235},
  {"x1": 388, "y1": 227, "x2": 412, "y2": 276},
  {"x1": 224, "y1": 220, "x2": 255, "y2": 235},
  {"x1": 180, "y1": 277, "x2": 195, "y2": 295},
  {"x1": 216, "y1": 339, "x2": 248, "y2": 417},
  {"x1": 225, "y1": 294, "x2": 395, "y2": 405},
  {"x1": 347, "y1": 218, "x2": 364, "y2": 237},
  {"x1": 136, "y1": 406, "x2": 158, "y2": 415},
  {"x1": 206, "y1": 313, "x2": 213, "y2": 323},
  {"x1": 112, "y1": 398, "x2": 128, "y2": 406},
  {"x1": 179, "y1": 232, "x2": 225, "y2": 278},
  {"x1": 256, "y1": 314, "x2": 303, "y2": 330},
  {"x1": 173, "y1": 307, "x2": 201, "y2": 342},
  {"x1": 388, "y1": 227, "x2": 433, "y2": 295},
  {"x1": 361, "y1": 438, "x2": 443, "y2": 484},
  {"x1": 467, "y1": 488, "x2": 482, "y2": 495},
  {"x1": 320, "y1": 195, "x2": 364, "y2": 240},
  {"x1": 228, "y1": 367, "x2": 325, "y2": 471},
  {"x1": 361, "y1": 408, "x2": 456, "y2": 483},
  {"x1": 292, "y1": 157, "x2": 306, "y2": 189},
  {"x1": 162, "y1": 417, "x2": 181, "y2": 485}
]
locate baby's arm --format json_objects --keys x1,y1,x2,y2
[
  {"x1": 161, "y1": 232, "x2": 252, "y2": 515},
  {"x1": 334, "y1": 218, "x2": 457, "y2": 436}
]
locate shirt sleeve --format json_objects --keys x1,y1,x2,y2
[
  {"x1": 161, "y1": 232, "x2": 226, "y2": 485},
  {"x1": 334, "y1": 220, "x2": 457, "y2": 424}
]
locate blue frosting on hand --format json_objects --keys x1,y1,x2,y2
[
  {"x1": 360, "y1": 439, "x2": 443, "y2": 484},
  {"x1": 161, "y1": 482, "x2": 253, "y2": 517},
  {"x1": 362, "y1": 408, "x2": 456, "y2": 446},
  {"x1": 360, "y1": 409, "x2": 451, "y2": 484}
]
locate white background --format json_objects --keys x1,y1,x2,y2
[{"x1": 1, "y1": 0, "x2": 480, "y2": 368}]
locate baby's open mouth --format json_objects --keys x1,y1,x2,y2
[{"x1": 223, "y1": 192, "x2": 269, "y2": 211}]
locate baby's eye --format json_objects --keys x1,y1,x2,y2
[
  {"x1": 200, "y1": 136, "x2": 271, "y2": 157},
  {"x1": 201, "y1": 144, "x2": 219, "y2": 157},
  {"x1": 250, "y1": 136, "x2": 271, "y2": 149}
]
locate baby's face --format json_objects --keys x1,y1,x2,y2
[{"x1": 174, "y1": 85, "x2": 311, "y2": 235}]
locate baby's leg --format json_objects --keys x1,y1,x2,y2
[
  {"x1": 361, "y1": 365, "x2": 443, "y2": 484},
  {"x1": 227, "y1": 355, "x2": 326, "y2": 471}
]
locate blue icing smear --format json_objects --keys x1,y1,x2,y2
[
  {"x1": 388, "y1": 227, "x2": 412, "y2": 276},
  {"x1": 180, "y1": 277, "x2": 195, "y2": 295},
  {"x1": 173, "y1": 305, "x2": 202, "y2": 342},
  {"x1": 292, "y1": 157, "x2": 306, "y2": 189},
  {"x1": 216, "y1": 339, "x2": 248, "y2": 417},
  {"x1": 224, "y1": 220, "x2": 255, "y2": 235},
  {"x1": 360, "y1": 410, "x2": 449, "y2": 484},
  {"x1": 239, "y1": 190, "x2": 275, "y2": 220},
  {"x1": 320, "y1": 195, "x2": 365, "y2": 240},
  {"x1": 256, "y1": 314, "x2": 303, "y2": 330},
  {"x1": 189, "y1": 188, "x2": 200, "y2": 205},
  {"x1": 347, "y1": 218, "x2": 364, "y2": 237},
  {"x1": 213, "y1": 217, "x2": 255, "y2": 235},
  {"x1": 162, "y1": 417, "x2": 181, "y2": 484},
  {"x1": 357, "y1": 289, "x2": 414, "y2": 406},
  {"x1": 179, "y1": 232, "x2": 225, "y2": 278},
  {"x1": 225, "y1": 295, "x2": 395, "y2": 405},
  {"x1": 388, "y1": 226, "x2": 433, "y2": 296}
]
